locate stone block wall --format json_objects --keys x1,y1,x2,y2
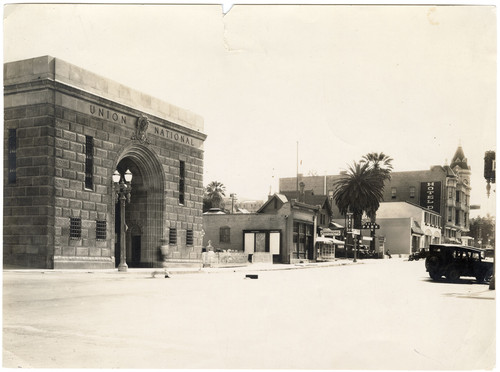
[
  {"x1": 4, "y1": 56, "x2": 206, "y2": 269},
  {"x1": 51, "y1": 89, "x2": 119, "y2": 269},
  {"x1": 4, "y1": 84, "x2": 56, "y2": 268}
]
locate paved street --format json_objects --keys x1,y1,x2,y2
[{"x1": 3, "y1": 258, "x2": 495, "y2": 370}]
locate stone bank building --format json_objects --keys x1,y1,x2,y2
[{"x1": 4, "y1": 56, "x2": 206, "y2": 269}]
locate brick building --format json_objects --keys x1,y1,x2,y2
[
  {"x1": 279, "y1": 146, "x2": 471, "y2": 244},
  {"x1": 3, "y1": 56, "x2": 206, "y2": 269}
]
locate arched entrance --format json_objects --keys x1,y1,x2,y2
[{"x1": 113, "y1": 143, "x2": 165, "y2": 268}]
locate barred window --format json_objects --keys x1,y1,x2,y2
[
  {"x1": 70, "y1": 217, "x2": 82, "y2": 239},
  {"x1": 8, "y1": 129, "x2": 16, "y2": 184},
  {"x1": 186, "y1": 229, "x2": 194, "y2": 246},
  {"x1": 169, "y1": 228, "x2": 177, "y2": 245},
  {"x1": 179, "y1": 161, "x2": 185, "y2": 205},
  {"x1": 96, "y1": 220, "x2": 106, "y2": 240},
  {"x1": 85, "y1": 136, "x2": 94, "y2": 190},
  {"x1": 220, "y1": 227, "x2": 230, "y2": 243}
]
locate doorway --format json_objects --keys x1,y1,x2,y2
[{"x1": 113, "y1": 143, "x2": 165, "y2": 268}]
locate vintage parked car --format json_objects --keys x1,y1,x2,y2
[
  {"x1": 425, "y1": 244, "x2": 493, "y2": 283},
  {"x1": 409, "y1": 248, "x2": 428, "y2": 261}
]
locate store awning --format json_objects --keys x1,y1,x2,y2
[
  {"x1": 316, "y1": 237, "x2": 345, "y2": 245},
  {"x1": 329, "y1": 222, "x2": 344, "y2": 229}
]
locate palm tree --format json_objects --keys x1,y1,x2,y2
[
  {"x1": 332, "y1": 162, "x2": 386, "y2": 229},
  {"x1": 360, "y1": 152, "x2": 393, "y2": 181},
  {"x1": 204, "y1": 181, "x2": 226, "y2": 210},
  {"x1": 360, "y1": 152, "x2": 393, "y2": 218}
]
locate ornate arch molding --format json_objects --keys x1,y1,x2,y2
[
  {"x1": 113, "y1": 141, "x2": 165, "y2": 191},
  {"x1": 112, "y1": 141, "x2": 166, "y2": 267}
]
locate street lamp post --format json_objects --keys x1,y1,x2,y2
[{"x1": 113, "y1": 169, "x2": 133, "y2": 272}]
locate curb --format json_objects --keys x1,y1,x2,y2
[{"x1": 3, "y1": 259, "x2": 364, "y2": 277}]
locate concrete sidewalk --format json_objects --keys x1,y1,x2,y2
[{"x1": 3, "y1": 258, "x2": 365, "y2": 277}]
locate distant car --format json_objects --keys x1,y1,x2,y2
[
  {"x1": 409, "y1": 249, "x2": 428, "y2": 261},
  {"x1": 425, "y1": 244, "x2": 493, "y2": 283}
]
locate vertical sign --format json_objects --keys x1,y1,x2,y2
[
  {"x1": 420, "y1": 181, "x2": 441, "y2": 213},
  {"x1": 346, "y1": 213, "x2": 353, "y2": 233}
]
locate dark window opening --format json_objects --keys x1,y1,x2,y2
[
  {"x1": 70, "y1": 217, "x2": 82, "y2": 239},
  {"x1": 391, "y1": 187, "x2": 397, "y2": 199},
  {"x1": 220, "y1": 227, "x2": 230, "y2": 243},
  {"x1": 85, "y1": 135, "x2": 94, "y2": 190},
  {"x1": 179, "y1": 161, "x2": 185, "y2": 205},
  {"x1": 169, "y1": 228, "x2": 177, "y2": 245},
  {"x1": 409, "y1": 186, "x2": 416, "y2": 198},
  {"x1": 8, "y1": 129, "x2": 16, "y2": 184},
  {"x1": 186, "y1": 229, "x2": 194, "y2": 246},
  {"x1": 96, "y1": 220, "x2": 106, "y2": 240}
]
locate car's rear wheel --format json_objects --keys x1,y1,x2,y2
[
  {"x1": 429, "y1": 271, "x2": 441, "y2": 281},
  {"x1": 476, "y1": 268, "x2": 493, "y2": 283},
  {"x1": 426, "y1": 256, "x2": 439, "y2": 271},
  {"x1": 484, "y1": 268, "x2": 494, "y2": 283},
  {"x1": 446, "y1": 267, "x2": 460, "y2": 282}
]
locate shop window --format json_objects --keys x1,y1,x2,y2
[
  {"x1": 293, "y1": 221, "x2": 312, "y2": 259},
  {"x1": 255, "y1": 233, "x2": 267, "y2": 252},
  {"x1": 8, "y1": 129, "x2": 16, "y2": 184},
  {"x1": 96, "y1": 220, "x2": 106, "y2": 240},
  {"x1": 70, "y1": 217, "x2": 82, "y2": 239},
  {"x1": 220, "y1": 227, "x2": 230, "y2": 243},
  {"x1": 179, "y1": 161, "x2": 185, "y2": 205},
  {"x1": 85, "y1": 136, "x2": 94, "y2": 190},
  {"x1": 186, "y1": 229, "x2": 194, "y2": 246},
  {"x1": 169, "y1": 228, "x2": 177, "y2": 245}
]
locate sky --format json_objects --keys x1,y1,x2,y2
[{"x1": 3, "y1": 2, "x2": 497, "y2": 217}]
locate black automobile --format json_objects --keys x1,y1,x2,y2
[
  {"x1": 425, "y1": 244, "x2": 493, "y2": 283},
  {"x1": 409, "y1": 248, "x2": 428, "y2": 261}
]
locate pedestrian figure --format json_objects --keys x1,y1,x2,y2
[{"x1": 386, "y1": 249, "x2": 392, "y2": 259}]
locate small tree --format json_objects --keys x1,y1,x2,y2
[
  {"x1": 203, "y1": 181, "x2": 226, "y2": 212},
  {"x1": 469, "y1": 215, "x2": 496, "y2": 248}
]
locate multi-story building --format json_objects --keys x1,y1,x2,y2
[
  {"x1": 4, "y1": 56, "x2": 206, "y2": 269},
  {"x1": 279, "y1": 146, "x2": 471, "y2": 243}
]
